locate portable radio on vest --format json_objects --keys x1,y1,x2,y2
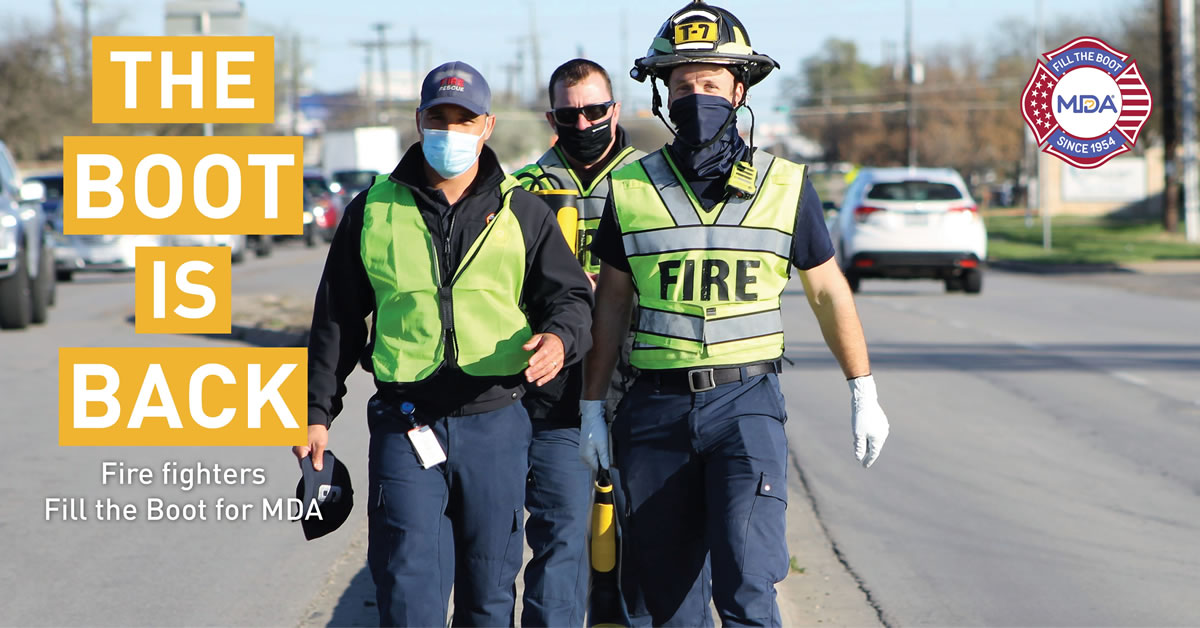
[
  {"x1": 556, "y1": 205, "x2": 580, "y2": 254},
  {"x1": 531, "y1": 189, "x2": 579, "y2": 254},
  {"x1": 516, "y1": 171, "x2": 581, "y2": 254},
  {"x1": 726, "y1": 160, "x2": 757, "y2": 199}
]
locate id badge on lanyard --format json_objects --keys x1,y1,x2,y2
[
  {"x1": 408, "y1": 425, "x2": 447, "y2": 469},
  {"x1": 399, "y1": 401, "x2": 447, "y2": 469}
]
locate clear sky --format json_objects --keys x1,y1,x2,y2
[{"x1": 4, "y1": 0, "x2": 1138, "y2": 115}]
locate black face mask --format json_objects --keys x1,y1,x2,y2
[
  {"x1": 555, "y1": 119, "x2": 613, "y2": 165},
  {"x1": 668, "y1": 94, "x2": 746, "y2": 180}
]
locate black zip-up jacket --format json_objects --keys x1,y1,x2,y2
[
  {"x1": 307, "y1": 144, "x2": 594, "y2": 428},
  {"x1": 520, "y1": 126, "x2": 636, "y2": 425}
]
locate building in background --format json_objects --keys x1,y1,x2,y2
[{"x1": 164, "y1": 0, "x2": 245, "y2": 36}]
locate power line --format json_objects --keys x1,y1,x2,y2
[
  {"x1": 797, "y1": 77, "x2": 1027, "y2": 102},
  {"x1": 786, "y1": 100, "x2": 1013, "y2": 118}
]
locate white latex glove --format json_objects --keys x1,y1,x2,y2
[
  {"x1": 579, "y1": 399, "x2": 611, "y2": 472},
  {"x1": 849, "y1": 375, "x2": 889, "y2": 468}
]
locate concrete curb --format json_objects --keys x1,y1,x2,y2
[
  {"x1": 227, "y1": 323, "x2": 308, "y2": 348},
  {"x1": 778, "y1": 455, "x2": 885, "y2": 628},
  {"x1": 987, "y1": 259, "x2": 1129, "y2": 275}
]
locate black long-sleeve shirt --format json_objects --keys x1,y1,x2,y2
[{"x1": 307, "y1": 144, "x2": 594, "y2": 428}]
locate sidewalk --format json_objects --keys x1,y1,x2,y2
[
  {"x1": 1119, "y1": 259, "x2": 1200, "y2": 275},
  {"x1": 990, "y1": 258, "x2": 1200, "y2": 300},
  {"x1": 989, "y1": 258, "x2": 1200, "y2": 275},
  {"x1": 296, "y1": 453, "x2": 882, "y2": 628}
]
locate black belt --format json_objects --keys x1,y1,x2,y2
[{"x1": 643, "y1": 359, "x2": 782, "y2": 393}]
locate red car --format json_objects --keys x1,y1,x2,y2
[{"x1": 304, "y1": 172, "x2": 340, "y2": 243}]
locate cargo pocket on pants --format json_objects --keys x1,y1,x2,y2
[
  {"x1": 742, "y1": 472, "x2": 789, "y2": 581},
  {"x1": 366, "y1": 482, "x2": 393, "y2": 581},
  {"x1": 498, "y1": 507, "x2": 524, "y2": 586}
]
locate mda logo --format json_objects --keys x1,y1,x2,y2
[{"x1": 1021, "y1": 36, "x2": 1152, "y2": 169}]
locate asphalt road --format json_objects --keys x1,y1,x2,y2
[
  {"x1": 0, "y1": 245, "x2": 374, "y2": 627},
  {"x1": 780, "y1": 271, "x2": 1200, "y2": 626},
  {"x1": 2, "y1": 248, "x2": 1198, "y2": 626}
]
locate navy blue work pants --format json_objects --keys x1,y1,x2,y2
[
  {"x1": 366, "y1": 396, "x2": 532, "y2": 627},
  {"x1": 612, "y1": 372, "x2": 790, "y2": 627},
  {"x1": 522, "y1": 419, "x2": 592, "y2": 627}
]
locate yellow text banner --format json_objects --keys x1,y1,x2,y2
[
  {"x1": 134, "y1": 246, "x2": 232, "y2": 335},
  {"x1": 64, "y1": 136, "x2": 303, "y2": 235},
  {"x1": 92, "y1": 36, "x2": 275, "y2": 123},
  {"x1": 59, "y1": 347, "x2": 307, "y2": 446}
]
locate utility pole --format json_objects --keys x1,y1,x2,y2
[
  {"x1": 373, "y1": 22, "x2": 391, "y2": 121},
  {"x1": 1036, "y1": 0, "x2": 1050, "y2": 250},
  {"x1": 54, "y1": 0, "x2": 76, "y2": 86},
  {"x1": 1162, "y1": 0, "x2": 1180, "y2": 232},
  {"x1": 403, "y1": 28, "x2": 430, "y2": 104},
  {"x1": 290, "y1": 34, "x2": 301, "y2": 136},
  {"x1": 354, "y1": 42, "x2": 377, "y2": 125},
  {"x1": 904, "y1": 0, "x2": 916, "y2": 168},
  {"x1": 619, "y1": 10, "x2": 629, "y2": 104},
  {"x1": 507, "y1": 38, "x2": 527, "y2": 105},
  {"x1": 1181, "y1": 0, "x2": 1200, "y2": 242},
  {"x1": 1023, "y1": 1, "x2": 1040, "y2": 228},
  {"x1": 79, "y1": 0, "x2": 91, "y2": 85},
  {"x1": 503, "y1": 61, "x2": 520, "y2": 106},
  {"x1": 529, "y1": 2, "x2": 542, "y2": 105},
  {"x1": 199, "y1": 4, "x2": 212, "y2": 137}
]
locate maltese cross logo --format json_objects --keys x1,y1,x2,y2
[{"x1": 1021, "y1": 36, "x2": 1152, "y2": 169}]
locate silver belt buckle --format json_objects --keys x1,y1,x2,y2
[{"x1": 687, "y1": 368, "x2": 716, "y2": 392}]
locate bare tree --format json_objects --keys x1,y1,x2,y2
[{"x1": 0, "y1": 22, "x2": 89, "y2": 161}]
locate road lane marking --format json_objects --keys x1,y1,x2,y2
[{"x1": 1108, "y1": 370, "x2": 1148, "y2": 387}]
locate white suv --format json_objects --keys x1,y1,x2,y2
[{"x1": 830, "y1": 167, "x2": 987, "y2": 294}]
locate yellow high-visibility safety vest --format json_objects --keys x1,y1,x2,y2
[
  {"x1": 361, "y1": 173, "x2": 533, "y2": 382},
  {"x1": 610, "y1": 148, "x2": 805, "y2": 370},
  {"x1": 515, "y1": 144, "x2": 644, "y2": 273}
]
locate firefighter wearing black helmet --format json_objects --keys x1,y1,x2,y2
[{"x1": 579, "y1": 2, "x2": 893, "y2": 625}]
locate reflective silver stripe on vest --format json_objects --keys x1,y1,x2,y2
[
  {"x1": 622, "y1": 225, "x2": 792, "y2": 258},
  {"x1": 537, "y1": 154, "x2": 614, "y2": 220},
  {"x1": 637, "y1": 307, "x2": 784, "y2": 344},
  {"x1": 715, "y1": 151, "x2": 777, "y2": 226},
  {"x1": 637, "y1": 307, "x2": 703, "y2": 341},
  {"x1": 640, "y1": 151, "x2": 701, "y2": 226},
  {"x1": 705, "y1": 309, "x2": 783, "y2": 345}
]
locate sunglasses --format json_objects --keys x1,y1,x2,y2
[{"x1": 550, "y1": 101, "x2": 615, "y2": 126}]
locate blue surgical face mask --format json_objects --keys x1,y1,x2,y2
[{"x1": 421, "y1": 128, "x2": 484, "y2": 179}]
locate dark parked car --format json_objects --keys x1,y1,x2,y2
[
  {"x1": 330, "y1": 169, "x2": 377, "y2": 206},
  {"x1": 0, "y1": 142, "x2": 55, "y2": 329},
  {"x1": 23, "y1": 172, "x2": 87, "y2": 280}
]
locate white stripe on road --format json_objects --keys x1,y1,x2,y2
[{"x1": 1107, "y1": 370, "x2": 1148, "y2": 387}]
